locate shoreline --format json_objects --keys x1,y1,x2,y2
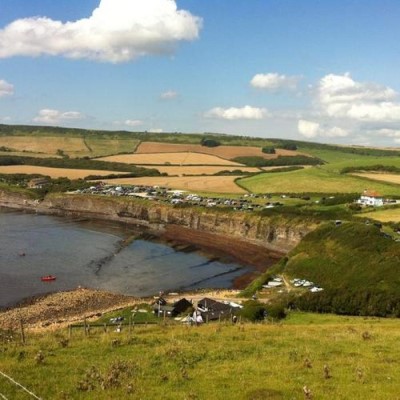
[{"x1": 0, "y1": 287, "x2": 245, "y2": 332}]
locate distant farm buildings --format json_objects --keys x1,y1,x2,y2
[
  {"x1": 28, "y1": 177, "x2": 50, "y2": 189},
  {"x1": 357, "y1": 190, "x2": 384, "y2": 207}
]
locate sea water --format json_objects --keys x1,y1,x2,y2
[{"x1": 0, "y1": 209, "x2": 251, "y2": 308}]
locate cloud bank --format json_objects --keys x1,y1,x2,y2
[
  {"x1": 298, "y1": 73, "x2": 400, "y2": 143},
  {"x1": 33, "y1": 109, "x2": 85, "y2": 124},
  {"x1": 0, "y1": 0, "x2": 202, "y2": 63},
  {"x1": 317, "y1": 73, "x2": 400, "y2": 122},
  {"x1": 205, "y1": 105, "x2": 267, "y2": 120},
  {"x1": 0, "y1": 79, "x2": 14, "y2": 97},
  {"x1": 298, "y1": 119, "x2": 348, "y2": 139}
]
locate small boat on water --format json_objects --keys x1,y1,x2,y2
[{"x1": 41, "y1": 275, "x2": 56, "y2": 282}]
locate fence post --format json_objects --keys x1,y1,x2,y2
[
  {"x1": 19, "y1": 319, "x2": 25, "y2": 345},
  {"x1": 84, "y1": 317, "x2": 87, "y2": 336},
  {"x1": 68, "y1": 324, "x2": 72, "y2": 339}
]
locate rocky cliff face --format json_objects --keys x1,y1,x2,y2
[{"x1": 0, "y1": 190, "x2": 313, "y2": 254}]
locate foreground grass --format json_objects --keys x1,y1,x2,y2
[{"x1": 1, "y1": 314, "x2": 400, "y2": 399}]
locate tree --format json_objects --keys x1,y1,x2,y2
[
  {"x1": 262, "y1": 146, "x2": 276, "y2": 154},
  {"x1": 200, "y1": 138, "x2": 220, "y2": 147}
]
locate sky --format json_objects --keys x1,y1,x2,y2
[{"x1": 0, "y1": 0, "x2": 399, "y2": 146}]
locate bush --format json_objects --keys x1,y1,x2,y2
[
  {"x1": 276, "y1": 142, "x2": 298, "y2": 151},
  {"x1": 200, "y1": 138, "x2": 220, "y2": 147},
  {"x1": 239, "y1": 300, "x2": 267, "y2": 321},
  {"x1": 261, "y1": 146, "x2": 276, "y2": 154},
  {"x1": 265, "y1": 303, "x2": 286, "y2": 320},
  {"x1": 233, "y1": 155, "x2": 322, "y2": 167}
]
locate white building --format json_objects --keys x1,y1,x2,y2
[{"x1": 357, "y1": 190, "x2": 384, "y2": 207}]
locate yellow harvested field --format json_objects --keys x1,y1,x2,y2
[
  {"x1": 359, "y1": 208, "x2": 400, "y2": 223},
  {"x1": 137, "y1": 165, "x2": 260, "y2": 175},
  {"x1": 352, "y1": 173, "x2": 400, "y2": 185},
  {"x1": 135, "y1": 141, "x2": 297, "y2": 159},
  {"x1": 97, "y1": 152, "x2": 242, "y2": 166},
  {"x1": 0, "y1": 136, "x2": 86, "y2": 155},
  {"x1": 0, "y1": 165, "x2": 128, "y2": 179},
  {"x1": 98, "y1": 176, "x2": 246, "y2": 193}
]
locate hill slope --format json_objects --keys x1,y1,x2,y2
[{"x1": 279, "y1": 222, "x2": 400, "y2": 316}]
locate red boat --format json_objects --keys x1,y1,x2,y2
[{"x1": 41, "y1": 275, "x2": 56, "y2": 282}]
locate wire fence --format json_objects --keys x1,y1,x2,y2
[{"x1": 0, "y1": 371, "x2": 42, "y2": 400}]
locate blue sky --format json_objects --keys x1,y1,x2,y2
[{"x1": 0, "y1": 0, "x2": 399, "y2": 145}]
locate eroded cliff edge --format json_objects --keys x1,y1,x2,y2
[{"x1": 0, "y1": 190, "x2": 315, "y2": 259}]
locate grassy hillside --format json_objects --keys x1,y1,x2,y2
[
  {"x1": 274, "y1": 222, "x2": 400, "y2": 316},
  {"x1": 1, "y1": 314, "x2": 400, "y2": 399}
]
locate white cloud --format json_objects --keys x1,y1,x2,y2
[
  {"x1": 250, "y1": 73, "x2": 299, "y2": 91},
  {"x1": 124, "y1": 119, "x2": 143, "y2": 127},
  {"x1": 0, "y1": 79, "x2": 14, "y2": 97},
  {"x1": 160, "y1": 90, "x2": 178, "y2": 100},
  {"x1": 0, "y1": 0, "x2": 202, "y2": 63},
  {"x1": 149, "y1": 128, "x2": 163, "y2": 133},
  {"x1": 298, "y1": 119, "x2": 320, "y2": 138},
  {"x1": 298, "y1": 119, "x2": 348, "y2": 139},
  {"x1": 33, "y1": 109, "x2": 85, "y2": 124},
  {"x1": 317, "y1": 73, "x2": 400, "y2": 122},
  {"x1": 205, "y1": 105, "x2": 268, "y2": 120}
]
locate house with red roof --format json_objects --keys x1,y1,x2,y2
[{"x1": 357, "y1": 189, "x2": 384, "y2": 207}]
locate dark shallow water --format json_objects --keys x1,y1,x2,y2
[{"x1": 0, "y1": 209, "x2": 252, "y2": 308}]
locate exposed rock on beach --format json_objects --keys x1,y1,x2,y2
[{"x1": 0, "y1": 288, "x2": 141, "y2": 331}]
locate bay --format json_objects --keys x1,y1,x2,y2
[{"x1": 0, "y1": 209, "x2": 251, "y2": 308}]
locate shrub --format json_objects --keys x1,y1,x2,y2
[
  {"x1": 200, "y1": 138, "x2": 220, "y2": 147},
  {"x1": 261, "y1": 146, "x2": 276, "y2": 154},
  {"x1": 265, "y1": 303, "x2": 287, "y2": 320},
  {"x1": 239, "y1": 300, "x2": 267, "y2": 321}
]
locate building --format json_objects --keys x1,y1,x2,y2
[
  {"x1": 28, "y1": 177, "x2": 50, "y2": 189},
  {"x1": 357, "y1": 190, "x2": 384, "y2": 207}
]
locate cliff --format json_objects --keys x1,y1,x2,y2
[{"x1": 0, "y1": 189, "x2": 314, "y2": 257}]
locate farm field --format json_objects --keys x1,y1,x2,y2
[
  {"x1": 98, "y1": 175, "x2": 246, "y2": 193},
  {"x1": 0, "y1": 136, "x2": 87, "y2": 156},
  {"x1": 0, "y1": 151, "x2": 62, "y2": 158},
  {"x1": 136, "y1": 165, "x2": 260, "y2": 176},
  {"x1": 82, "y1": 137, "x2": 140, "y2": 158},
  {"x1": 0, "y1": 165, "x2": 128, "y2": 180},
  {"x1": 301, "y1": 148, "x2": 400, "y2": 172},
  {"x1": 0, "y1": 135, "x2": 141, "y2": 158},
  {"x1": 352, "y1": 172, "x2": 400, "y2": 185},
  {"x1": 97, "y1": 152, "x2": 242, "y2": 166},
  {"x1": 135, "y1": 141, "x2": 298, "y2": 159},
  {"x1": 237, "y1": 167, "x2": 400, "y2": 195},
  {"x1": 357, "y1": 207, "x2": 400, "y2": 223}
]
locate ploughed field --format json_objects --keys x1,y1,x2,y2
[
  {"x1": 97, "y1": 152, "x2": 242, "y2": 166},
  {"x1": 135, "y1": 141, "x2": 298, "y2": 159},
  {"x1": 136, "y1": 165, "x2": 260, "y2": 175}
]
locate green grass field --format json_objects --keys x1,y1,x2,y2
[
  {"x1": 1, "y1": 314, "x2": 400, "y2": 399},
  {"x1": 237, "y1": 167, "x2": 400, "y2": 195}
]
